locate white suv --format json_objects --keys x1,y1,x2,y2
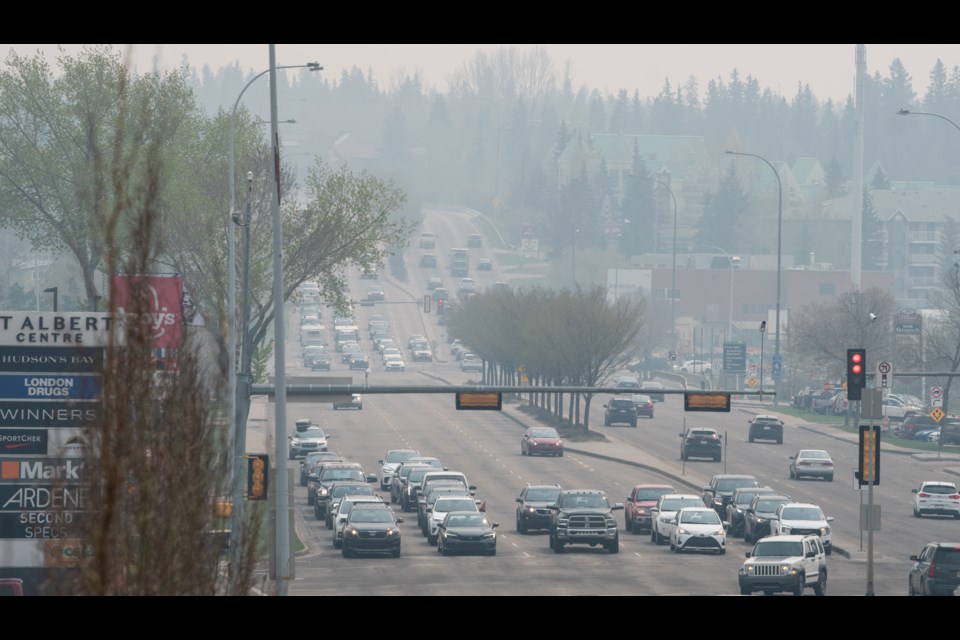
[
  {"x1": 378, "y1": 449, "x2": 421, "y2": 491},
  {"x1": 425, "y1": 494, "x2": 480, "y2": 545},
  {"x1": 649, "y1": 494, "x2": 706, "y2": 545},
  {"x1": 739, "y1": 534, "x2": 827, "y2": 596},
  {"x1": 912, "y1": 480, "x2": 960, "y2": 519},
  {"x1": 768, "y1": 502, "x2": 834, "y2": 555}
]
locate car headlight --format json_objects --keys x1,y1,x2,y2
[
  {"x1": 755, "y1": 517, "x2": 766, "y2": 523},
  {"x1": 526, "y1": 507, "x2": 537, "y2": 514},
  {"x1": 445, "y1": 532, "x2": 460, "y2": 539},
  {"x1": 319, "y1": 488, "x2": 329, "y2": 496},
  {"x1": 482, "y1": 532, "x2": 496, "y2": 539},
  {"x1": 714, "y1": 528, "x2": 725, "y2": 536},
  {"x1": 820, "y1": 526, "x2": 830, "y2": 535},
  {"x1": 778, "y1": 525, "x2": 790, "y2": 534},
  {"x1": 741, "y1": 566, "x2": 752, "y2": 575},
  {"x1": 783, "y1": 565, "x2": 798, "y2": 576},
  {"x1": 677, "y1": 527, "x2": 689, "y2": 535},
  {"x1": 347, "y1": 528, "x2": 359, "y2": 537},
  {"x1": 637, "y1": 508, "x2": 648, "y2": 515},
  {"x1": 291, "y1": 439, "x2": 301, "y2": 446},
  {"x1": 714, "y1": 497, "x2": 723, "y2": 505},
  {"x1": 386, "y1": 528, "x2": 398, "y2": 536}
]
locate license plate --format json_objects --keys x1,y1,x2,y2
[{"x1": 762, "y1": 426, "x2": 770, "y2": 431}]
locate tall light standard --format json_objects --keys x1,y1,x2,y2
[
  {"x1": 726, "y1": 150, "x2": 782, "y2": 403},
  {"x1": 627, "y1": 172, "x2": 678, "y2": 356},
  {"x1": 227, "y1": 59, "x2": 320, "y2": 591},
  {"x1": 897, "y1": 108, "x2": 960, "y2": 133},
  {"x1": 695, "y1": 244, "x2": 738, "y2": 342},
  {"x1": 657, "y1": 179, "x2": 679, "y2": 357}
]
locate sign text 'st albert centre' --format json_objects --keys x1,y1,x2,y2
[{"x1": 0, "y1": 313, "x2": 116, "y2": 346}]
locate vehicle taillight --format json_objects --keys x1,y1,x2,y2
[
  {"x1": 799, "y1": 461, "x2": 811, "y2": 466},
  {"x1": 918, "y1": 492, "x2": 930, "y2": 498},
  {"x1": 950, "y1": 494, "x2": 960, "y2": 500},
  {"x1": 929, "y1": 563, "x2": 936, "y2": 578}
]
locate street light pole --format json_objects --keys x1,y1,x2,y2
[
  {"x1": 897, "y1": 108, "x2": 960, "y2": 133},
  {"x1": 695, "y1": 244, "x2": 737, "y2": 342},
  {"x1": 227, "y1": 59, "x2": 320, "y2": 592},
  {"x1": 43, "y1": 286, "x2": 57, "y2": 312},
  {"x1": 657, "y1": 180, "x2": 679, "y2": 357},
  {"x1": 725, "y1": 150, "x2": 782, "y2": 404}
]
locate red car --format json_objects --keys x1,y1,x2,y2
[
  {"x1": 631, "y1": 394, "x2": 655, "y2": 419},
  {"x1": 624, "y1": 484, "x2": 677, "y2": 533},
  {"x1": 520, "y1": 426, "x2": 564, "y2": 457}
]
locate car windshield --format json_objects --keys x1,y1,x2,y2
[
  {"x1": 447, "y1": 514, "x2": 488, "y2": 528},
  {"x1": 756, "y1": 499, "x2": 790, "y2": 513},
  {"x1": 662, "y1": 497, "x2": 703, "y2": 511},
  {"x1": 436, "y1": 498, "x2": 476, "y2": 512},
  {"x1": 752, "y1": 540, "x2": 804, "y2": 557},
  {"x1": 717, "y1": 478, "x2": 758, "y2": 491},
  {"x1": 300, "y1": 427, "x2": 325, "y2": 438},
  {"x1": 637, "y1": 488, "x2": 675, "y2": 501},
  {"x1": 781, "y1": 507, "x2": 825, "y2": 520},
  {"x1": 349, "y1": 508, "x2": 394, "y2": 523},
  {"x1": 386, "y1": 450, "x2": 419, "y2": 463},
  {"x1": 333, "y1": 485, "x2": 371, "y2": 497},
  {"x1": 408, "y1": 469, "x2": 429, "y2": 483},
  {"x1": 525, "y1": 488, "x2": 562, "y2": 502},
  {"x1": 922, "y1": 484, "x2": 958, "y2": 495},
  {"x1": 689, "y1": 430, "x2": 717, "y2": 437},
  {"x1": 324, "y1": 470, "x2": 364, "y2": 481},
  {"x1": 679, "y1": 510, "x2": 720, "y2": 525},
  {"x1": 934, "y1": 548, "x2": 960, "y2": 562},
  {"x1": 735, "y1": 491, "x2": 762, "y2": 506},
  {"x1": 565, "y1": 495, "x2": 609, "y2": 508},
  {"x1": 530, "y1": 428, "x2": 559, "y2": 438},
  {"x1": 799, "y1": 450, "x2": 831, "y2": 460}
]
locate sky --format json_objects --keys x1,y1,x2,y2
[{"x1": 4, "y1": 44, "x2": 960, "y2": 104}]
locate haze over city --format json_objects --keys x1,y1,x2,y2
[{"x1": 5, "y1": 44, "x2": 960, "y2": 103}]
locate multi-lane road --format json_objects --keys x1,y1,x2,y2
[{"x1": 259, "y1": 207, "x2": 958, "y2": 596}]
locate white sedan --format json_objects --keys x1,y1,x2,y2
[{"x1": 669, "y1": 507, "x2": 726, "y2": 554}]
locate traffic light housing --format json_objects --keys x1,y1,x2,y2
[
  {"x1": 423, "y1": 294, "x2": 431, "y2": 314},
  {"x1": 847, "y1": 348, "x2": 866, "y2": 401},
  {"x1": 246, "y1": 454, "x2": 269, "y2": 500}
]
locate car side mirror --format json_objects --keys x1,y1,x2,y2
[
  {"x1": 826, "y1": 516, "x2": 834, "y2": 523},
  {"x1": 909, "y1": 554, "x2": 919, "y2": 561},
  {"x1": 492, "y1": 523, "x2": 500, "y2": 529},
  {"x1": 745, "y1": 552, "x2": 752, "y2": 558},
  {"x1": 912, "y1": 489, "x2": 919, "y2": 494},
  {"x1": 806, "y1": 550, "x2": 816, "y2": 558},
  {"x1": 516, "y1": 497, "x2": 523, "y2": 504},
  {"x1": 378, "y1": 459, "x2": 384, "y2": 465},
  {"x1": 396, "y1": 518, "x2": 404, "y2": 525}
]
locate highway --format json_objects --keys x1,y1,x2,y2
[{"x1": 253, "y1": 207, "x2": 958, "y2": 596}]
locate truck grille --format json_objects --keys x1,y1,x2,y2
[
  {"x1": 751, "y1": 563, "x2": 782, "y2": 577},
  {"x1": 569, "y1": 514, "x2": 608, "y2": 529}
]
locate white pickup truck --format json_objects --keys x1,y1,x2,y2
[{"x1": 883, "y1": 395, "x2": 922, "y2": 421}]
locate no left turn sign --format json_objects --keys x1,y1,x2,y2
[{"x1": 878, "y1": 361, "x2": 891, "y2": 374}]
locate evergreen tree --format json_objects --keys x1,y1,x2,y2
[
  {"x1": 939, "y1": 216, "x2": 959, "y2": 285},
  {"x1": 825, "y1": 156, "x2": 845, "y2": 197},
  {"x1": 872, "y1": 166, "x2": 891, "y2": 189},
  {"x1": 618, "y1": 146, "x2": 655, "y2": 256},
  {"x1": 696, "y1": 164, "x2": 747, "y2": 252}
]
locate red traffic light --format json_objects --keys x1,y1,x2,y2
[
  {"x1": 851, "y1": 352, "x2": 862, "y2": 364},
  {"x1": 852, "y1": 364, "x2": 862, "y2": 374}
]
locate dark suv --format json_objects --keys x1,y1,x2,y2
[
  {"x1": 743, "y1": 494, "x2": 793, "y2": 543},
  {"x1": 724, "y1": 487, "x2": 776, "y2": 538},
  {"x1": 680, "y1": 428, "x2": 722, "y2": 462},
  {"x1": 515, "y1": 483, "x2": 563, "y2": 534},
  {"x1": 909, "y1": 542, "x2": 960, "y2": 596},
  {"x1": 548, "y1": 489, "x2": 623, "y2": 554},
  {"x1": 604, "y1": 397, "x2": 638, "y2": 427},
  {"x1": 748, "y1": 414, "x2": 784, "y2": 444},
  {"x1": 702, "y1": 474, "x2": 760, "y2": 520}
]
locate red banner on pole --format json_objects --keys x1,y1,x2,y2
[{"x1": 110, "y1": 275, "x2": 183, "y2": 349}]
